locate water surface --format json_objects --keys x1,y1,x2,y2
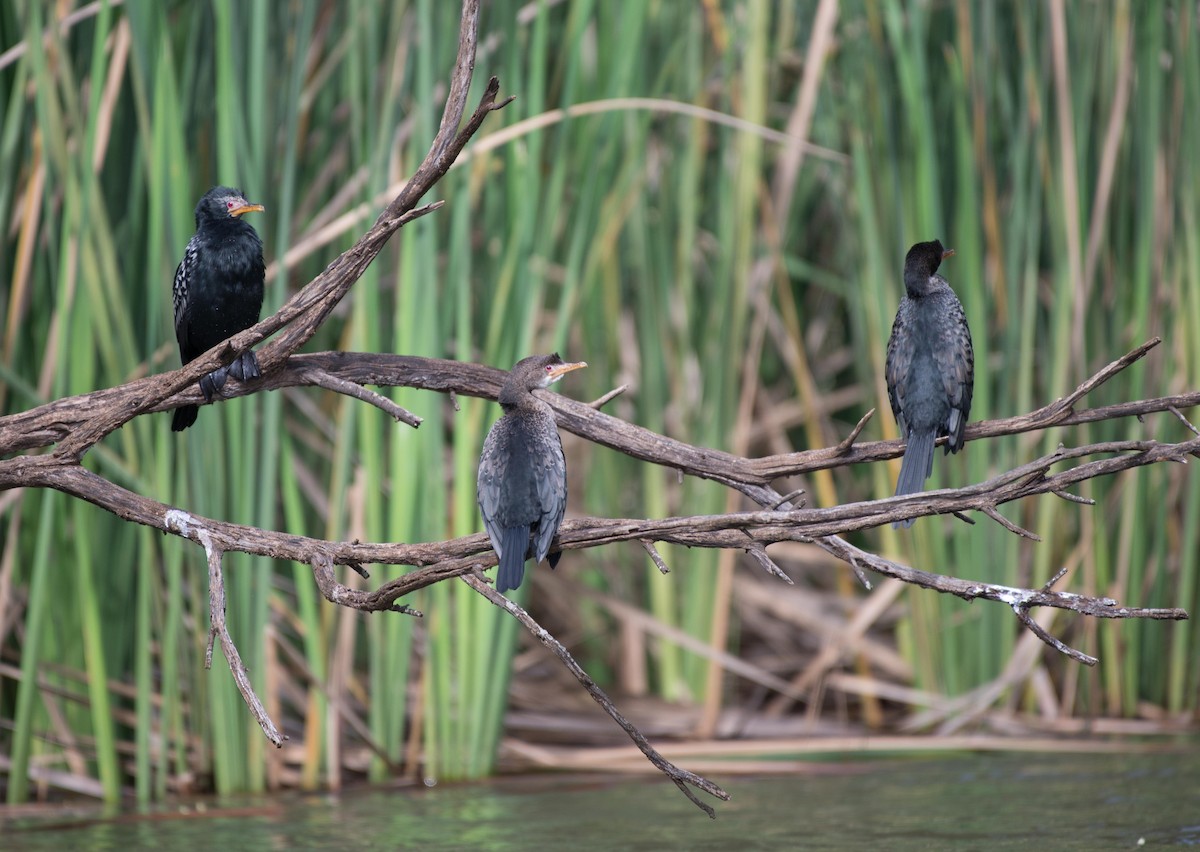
[{"x1": 4, "y1": 749, "x2": 1198, "y2": 849}]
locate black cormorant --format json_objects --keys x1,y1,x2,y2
[{"x1": 171, "y1": 186, "x2": 266, "y2": 431}]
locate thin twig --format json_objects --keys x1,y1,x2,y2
[
  {"x1": 1015, "y1": 605, "x2": 1097, "y2": 666},
  {"x1": 982, "y1": 506, "x2": 1042, "y2": 541},
  {"x1": 816, "y1": 534, "x2": 1181, "y2": 666},
  {"x1": 639, "y1": 539, "x2": 670, "y2": 574},
  {"x1": 836, "y1": 408, "x2": 874, "y2": 454},
  {"x1": 310, "y1": 552, "x2": 423, "y2": 617},
  {"x1": 301, "y1": 367, "x2": 422, "y2": 427},
  {"x1": 589, "y1": 384, "x2": 629, "y2": 409},
  {"x1": 1040, "y1": 566, "x2": 1070, "y2": 593},
  {"x1": 1168, "y1": 405, "x2": 1200, "y2": 436},
  {"x1": 746, "y1": 544, "x2": 793, "y2": 585},
  {"x1": 205, "y1": 543, "x2": 285, "y2": 745},
  {"x1": 1051, "y1": 489, "x2": 1095, "y2": 505},
  {"x1": 1042, "y1": 337, "x2": 1161, "y2": 420},
  {"x1": 462, "y1": 572, "x2": 731, "y2": 817},
  {"x1": 770, "y1": 488, "x2": 806, "y2": 510},
  {"x1": 842, "y1": 552, "x2": 871, "y2": 590}
]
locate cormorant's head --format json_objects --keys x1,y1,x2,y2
[
  {"x1": 511, "y1": 353, "x2": 588, "y2": 392},
  {"x1": 903, "y1": 239, "x2": 954, "y2": 294},
  {"x1": 498, "y1": 353, "x2": 587, "y2": 406},
  {"x1": 195, "y1": 186, "x2": 265, "y2": 227}
]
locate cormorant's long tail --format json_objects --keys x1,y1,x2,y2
[
  {"x1": 496, "y1": 525, "x2": 530, "y2": 593},
  {"x1": 892, "y1": 429, "x2": 936, "y2": 528},
  {"x1": 172, "y1": 404, "x2": 199, "y2": 431}
]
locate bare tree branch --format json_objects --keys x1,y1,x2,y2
[
  {"x1": 810, "y1": 534, "x2": 1183, "y2": 666},
  {"x1": 11, "y1": 409, "x2": 1190, "y2": 670},
  {"x1": 462, "y1": 572, "x2": 731, "y2": 818},
  {"x1": 3, "y1": 345, "x2": 1193, "y2": 637},
  {"x1": 190, "y1": 528, "x2": 284, "y2": 746},
  {"x1": 5, "y1": 338, "x2": 1191, "y2": 485},
  {"x1": 299, "y1": 366, "x2": 423, "y2": 427},
  {"x1": 639, "y1": 539, "x2": 671, "y2": 575}
]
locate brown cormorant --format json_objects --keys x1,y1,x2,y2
[
  {"x1": 884, "y1": 240, "x2": 974, "y2": 527},
  {"x1": 171, "y1": 186, "x2": 266, "y2": 431},
  {"x1": 477, "y1": 353, "x2": 587, "y2": 593}
]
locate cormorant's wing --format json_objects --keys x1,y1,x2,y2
[
  {"x1": 884, "y1": 300, "x2": 915, "y2": 437},
  {"x1": 531, "y1": 433, "x2": 567, "y2": 565},
  {"x1": 477, "y1": 424, "x2": 509, "y2": 560},
  {"x1": 933, "y1": 293, "x2": 974, "y2": 452},
  {"x1": 172, "y1": 236, "x2": 200, "y2": 360}
]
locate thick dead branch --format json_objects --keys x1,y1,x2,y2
[
  {"x1": 3, "y1": 339, "x2": 1190, "y2": 482},
  {"x1": 5, "y1": 356, "x2": 1194, "y2": 625},
  {"x1": 13, "y1": 428, "x2": 1190, "y2": 642}
]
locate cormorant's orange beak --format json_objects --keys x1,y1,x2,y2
[
  {"x1": 941, "y1": 248, "x2": 955, "y2": 260},
  {"x1": 229, "y1": 202, "x2": 265, "y2": 218},
  {"x1": 547, "y1": 361, "x2": 587, "y2": 380}
]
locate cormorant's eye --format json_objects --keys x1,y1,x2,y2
[{"x1": 226, "y1": 201, "x2": 235, "y2": 209}]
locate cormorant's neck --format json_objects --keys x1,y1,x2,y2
[
  {"x1": 499, "y1": 384, "x2": 553, "y2": 415},
  {"x1": 903, "y1": 270, "x2": 933, "y2": 298},
  {"x1": 498, "y1": 382, "x2": 529, "y2": 408},
  {"x1": 199, "y1": 215, "x2": 257, "y2": 237}
]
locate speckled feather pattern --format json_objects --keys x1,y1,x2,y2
[
  {"x1": 885, "y1": 277, "x2": 974, "y2": 450},
  {"x1": 170, "y1": 187, "x2": 265, "y2": 431},
  {"x1": 477, "y1": 395, "x2": 567, "y2": 593},
  {"x1": 477, "y1": 354, "x2": 577, "y2": 594},
  {"x1": 885, "y1": 248, "x2": 974, "y2": 507}
]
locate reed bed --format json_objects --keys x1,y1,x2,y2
[{"x1": 0, "y1": 0, "x2": 1195, "y2": 803}]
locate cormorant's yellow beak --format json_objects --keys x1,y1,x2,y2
[
  {"x1": 547, "y1": 361, "x2": 587, "y2": 380},
  {"x1": 941, "y1": 248, "x2": 955, "y2": 260},
  {"x1": 229, "y1": 203, "x2": 265, "y2": 218}
]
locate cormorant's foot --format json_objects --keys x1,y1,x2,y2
[
  {"x1": 228, "y1": 350, "x2": 261, "y2": 382},
  {"x1": 199, "y1": 366, "x2": 230, "y2": 402}
]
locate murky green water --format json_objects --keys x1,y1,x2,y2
[{"x1": 3, "y1": 750, "x2": 1198, "y2": 849}]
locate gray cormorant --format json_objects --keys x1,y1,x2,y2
[
  {"x1": 477, "y1": 353, "x2": 587, "y2": 593},
  {"x1": 884, "y1": 240, "x2": 974, "y2": 527}
]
